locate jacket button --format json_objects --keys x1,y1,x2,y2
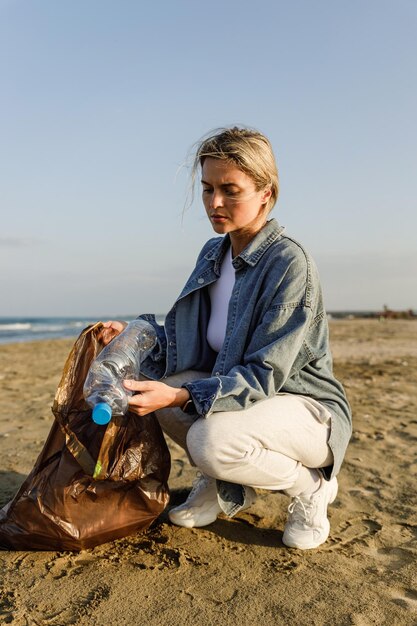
[
  {"x1": 215, "y1": 371, "x2": 220, "y2": 376},
  {"x1": 169, "y1": 341, "x2": 175, "y2": 346},
  {"x1": 197, "y1": 278, "x2": 204, "y2": 284}
]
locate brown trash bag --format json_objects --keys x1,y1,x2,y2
[{"x1": 0, "y1": 323, "x2": 171, "y2": 551}]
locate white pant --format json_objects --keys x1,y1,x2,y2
[{"x1": 153, "y1": 371, "x2": 333, "y2": 496}]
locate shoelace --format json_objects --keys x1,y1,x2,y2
[
  {"x1": 287, "y1": 495, "x2": 313, "y2": 524},
  {"x1": 188, "y1": 472, "x2": 209, "y2": 498}
]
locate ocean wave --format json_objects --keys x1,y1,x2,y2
[
  {"x1": 33, "y1": 323, "x2": 76, "y2": 332},
  {"x1": 0, "y1": 323, "x2": 32, "y2": 331},
  {"x1": 0, "y1": 316, "x2": 165, "y2": 345}
]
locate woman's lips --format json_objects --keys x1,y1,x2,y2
[{"x1": 211, "y1": 214, "x2": 227, "y2": 222}]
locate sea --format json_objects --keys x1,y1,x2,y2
[
  {"x1": 0, "y1": 312, "x2": 380, "y2": 345},
  {"x1": 0, "y1": 316, "x2": 166, "y2": 345}
]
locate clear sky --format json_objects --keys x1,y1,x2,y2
[{"x1": 1, "y1": 0, "x2": 416, "y2": 317}]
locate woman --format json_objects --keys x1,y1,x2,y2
[{"x1": 102, "y1": 127, "x2": 351, "y2": 550}]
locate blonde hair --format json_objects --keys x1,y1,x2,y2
[{"x1": 188, "y1": 126, "x2": 279, "y2": 213}]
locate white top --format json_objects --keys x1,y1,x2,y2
[{"x1": 207, "y1": 246, "x2": 235, "y2": 353}]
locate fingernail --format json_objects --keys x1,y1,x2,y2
[{"x1": 124, "y1": 380, "x2": 132, "y2": 387}]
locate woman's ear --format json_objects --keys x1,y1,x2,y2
[{"x1": 261, "y1": 186, "x2": 272, "y2": 204}]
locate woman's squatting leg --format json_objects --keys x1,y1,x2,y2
[
  {"x1": 153, "y1": 370, "x2": 334, "y2": 497},
  {"x1": 186, "y1": 393, "x2": 333, "y2": 496}
]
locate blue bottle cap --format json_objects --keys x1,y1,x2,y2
[{"x1": 92, "y1": 402, "x2": 112, "y2": 425}]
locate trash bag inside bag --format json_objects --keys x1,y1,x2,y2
[{"x1": 0, "y1": 323, "x2": 171, "y2": 551}]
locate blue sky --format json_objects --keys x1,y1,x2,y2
[{"x1": 1, "y1": 0, "x2": 416, "y2": 316}]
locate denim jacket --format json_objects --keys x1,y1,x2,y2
[{"x1": 139, "y1": 219, "x2": 352, "y2": 514}]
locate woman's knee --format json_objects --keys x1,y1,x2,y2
[
  {"x1": 186, "y1": 416, "x2": 305, "y2": 489},
  {"x1": 186, "y1": 417, "x2": 235, "y2": 477}
]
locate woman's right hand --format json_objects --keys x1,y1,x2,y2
[{"x1": 99, "y1": 320, "x2": 128, "y2": 346}]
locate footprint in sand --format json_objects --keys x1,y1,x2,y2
[
  {"x1": 0, "y1": 588, "x2": 17, "y2": 623},
  {"x1": 45, "y1": 553, "x2": 100, "y2": 580},
  {"x1": 263, "y1": 555, "x2": 301, "y2": 575},
  {"x1": 374, "y1": 546, "x2": 414, "y2": 571},
  {"x1": 391, "y1": 588, "x2": 417, "y2": 612},
  {"x1": 325, "y1": 516, "x2": 382, "y2": 554},
  {"x1": 41, "y1": 584, "x2": 111, "y2": 624}
]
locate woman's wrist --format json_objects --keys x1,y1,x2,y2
[{"x1": 172, "y1": 387, "x2": 190, "y2": 409}]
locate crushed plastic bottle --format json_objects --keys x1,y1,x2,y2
[{"x1": 84, "y1": 319, "x2": 157, "y2": 425}]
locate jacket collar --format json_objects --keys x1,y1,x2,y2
[{"x1": 204, "y1": 219, "x2": 285, "y2": 269}]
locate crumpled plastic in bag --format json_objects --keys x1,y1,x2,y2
[{"x1": 0, "y1": 323, "x2": 171, "y2": 551}]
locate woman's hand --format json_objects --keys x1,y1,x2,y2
[
  {"x1": 99, "y1": 320, "x2": 128, "y2": 346},
  {"x1": 124, "y1": 380, "x2": 190, "y2": 416}
]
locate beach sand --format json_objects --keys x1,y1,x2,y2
[{"x1": 0, "y1": 320, "x2": 416, "y2": 625}]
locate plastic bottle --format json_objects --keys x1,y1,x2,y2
[{"x1": 84, "y1": 319, "x2": 157, "y2": 425}]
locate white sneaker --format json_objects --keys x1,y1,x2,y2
[
  {"x1": 168, "y1": 473, "x2": 256, "y2": 528},
  {"x1": 282, "y1": 477, "x2": 338, "y2": 549}
]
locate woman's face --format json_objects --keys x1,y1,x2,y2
[{"x1": 201, "y1": 157, "x2": 271, "y2": 238}]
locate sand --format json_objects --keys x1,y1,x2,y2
[{"x1": 0, "y1": 319, "x2": 416, "y2": 625}]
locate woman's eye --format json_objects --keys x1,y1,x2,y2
[
  {"x1": 225, "y1": 189, "x2": 239, "y2": 197},
  {"x1": 202, "y1": 188, "x2": 212, "y2": 194}
]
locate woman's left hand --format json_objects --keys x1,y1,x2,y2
[{"x1": 123, "y1": 380, "x2": 190, "y2": 416}]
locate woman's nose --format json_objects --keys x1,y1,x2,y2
[{"x1": 210, "y1": 190, "x2": 223, "y2": 209}]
